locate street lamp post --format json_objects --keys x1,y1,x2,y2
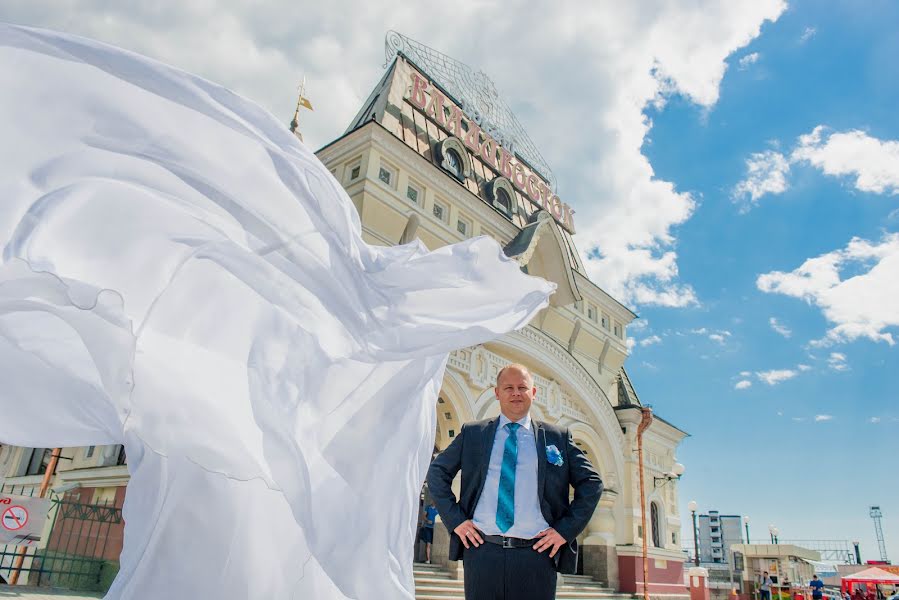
[
  {"x1": 772, "y1": 527, "x2": 779, "y2": 545},
  {"x1": 853, "y1": 541, "x2": 861, "y2": 565},
  {"x1": 689, "y1": 500, "x2": 699, "y2": 566},
  {"x1": 744, "y1": 516, "x2": 751, "y2": 544}
]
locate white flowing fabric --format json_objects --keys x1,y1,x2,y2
[{"x1": 0, "y1": 24, "x2": 555, "y2": 599}]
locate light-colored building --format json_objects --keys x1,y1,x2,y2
[
  {"x1": 1, "y1": 31, "x2": 690, "y2": 598},
  {"x1": 698, "y1": 511, "x2": 745, "y2": 565},
  {"x1": 315, "y1": 32, "x2": 689, "y2": 596},
  {"x1": 732, "y1": 544, "x2": 821, "y2": 597}
]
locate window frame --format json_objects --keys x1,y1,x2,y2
[
  {"x1": 406, "y1": 181, "x2": 421, "y2": 204},
  {"x1": 432, "y1": 200, "x2": 448, "y2": 223},
  {"x1": 650, "y1": 501, "x2": 662, "y2": 548}
]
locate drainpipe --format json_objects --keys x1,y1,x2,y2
[{"x1": 637, "y1": 407, "x2": 654, "y2": 600}]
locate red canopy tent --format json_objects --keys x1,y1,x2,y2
[{"x1": 841, "y1": 567, "x2": 899, "y2": 598}]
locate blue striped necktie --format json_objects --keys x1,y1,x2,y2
[{"x1": 495, "y1": 422, "x2": 520, "y2": 533}]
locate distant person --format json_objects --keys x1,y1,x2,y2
[
  {"x1": 810, "y1": 575, "x2": 825, "y2": 600},
  {"x1": 761, "y1": 571, "x2": 774, "y2": 600},
  {"x1": 419, "y1": 501, "x2": 439, "y2": 564}
]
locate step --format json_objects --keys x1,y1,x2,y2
[
  {"x1": 414, "y1": 586, "x2": 467, "y2": 598},
  {"x1": 414, "y1": 574, "x2": 455, "y2": 581},
  {"x1": 415, "y1": 579, "x2": 459, "y2": 587}
]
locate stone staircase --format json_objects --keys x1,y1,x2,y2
[{"x1": 414, "y1": 562, "x2": 637, "y2": 599}]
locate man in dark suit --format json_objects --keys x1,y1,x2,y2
[{"x1": 427, "y1": 364, "x2": 602, "y2": 600}]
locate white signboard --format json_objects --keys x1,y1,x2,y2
[{"x1": 0, "y1": 494, "x2": 51, "y2": 547}]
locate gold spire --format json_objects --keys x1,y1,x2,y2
[{"x1": 289, "y1": 75, "x2": 314, "y2": 141}]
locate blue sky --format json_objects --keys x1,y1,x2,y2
[
  {"x1": 2, "y1": 0, "x2": 896, "y2": 565},
  {"x1": 632, "y1": 0, "x2": 899, "y2": 561}
]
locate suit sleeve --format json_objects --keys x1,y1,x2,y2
[
  {"x1": 426, "y1": 425, "x2": 469, "y2": 534},
  {"x1": 552, "y1": 428, "x2": 603, "y2": 542}
]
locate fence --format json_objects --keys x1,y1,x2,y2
[{"x1": 0, "y1": 482, "x2": 123, "y2": 592}]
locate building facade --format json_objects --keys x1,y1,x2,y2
[
  {"x1": 1, "y1": 31, "x2": 689, "y2": 597},
  {"x1": 314, "y1": 33, "x2": 690, "y2": 595},
  {"x1": 698, "y1": 511, "x2": 745, "y2": 565}
]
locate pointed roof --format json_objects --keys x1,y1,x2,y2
[
  {"x1": 503, "y1": 210, "x2": 581, "y2": 307},
  {"x1": 616, "y1": 367, "x2": 642, "y2": 407},
  {"x1": 383, "y1": 31, "x2": 556, "y2": 190},
  {"x1": 843, "y1": 567, "x2": 899, "y2": 583}
]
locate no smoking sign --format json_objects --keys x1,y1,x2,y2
[
  {"x1": 0, "y1": 494, "x2": 50, "y2": 547},
  {"x1": 2, "y1": 505, "x2": 29, "y2": 531}
]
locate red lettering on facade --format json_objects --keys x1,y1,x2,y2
[
  {"x1": 0, "y1": 498, "x2": 10, "y2": 505},
  {"x1": 446, "y1": 106, "x2": 466, "y2": 137},
  {"x1": 405, "y1": 70, "x2": 577, "y2": 233},
  {"x1": 550, "y1": 195, "x2": 564, "y2": 220},
  {"x1": 538, "y1": 182, "x2": 552, "y2": 207},
  {"x1": 425, "y1": 90, "x2": 447, "y2": 127},
  {"x1": 410, "y1": 73, "x2": 429, "y2": 110},
  {"x1": 463, "y1": 123, "x2": 482, "y2": 153},
  {"x1": 479, "y1": 138, "x2": 498, "y2": 168},
  {"x1": 498, "y1": 148, "x2": 514, "y2": 179},
  {"x1": 526, "y1": 174, "x2": 542, "y2": 203},
  {"x1": 513, "y1": 164, "x2": 527, "y2": 189},
  {"x1": 563, "y1": 205, "x2": 576, "y2": 233}
]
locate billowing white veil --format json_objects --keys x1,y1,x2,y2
[{"x1": 0, "y1": 24, "x2": 555, "y2": 599}]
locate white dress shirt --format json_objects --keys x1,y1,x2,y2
[{"x1": 472, "y1": 413, "x2": 550, "y2": 538}]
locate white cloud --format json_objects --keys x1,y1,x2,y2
[
  {"x1": 689, "y1": 326, "x2": 731, "y2": 343},
  {"x1": 792, "y1": 416, "x2": 806, "y2": 422},
  {"x1": 709, "y1": 331, "x2": 732, "y2": 344},
  {"x1": 756, "y1": 369, "x2": 798, "y2": 385},
  {"x1": 738, "y1": 52, "x2": 760, "y2": 69},
  {"x1": 798, "y1": 364, "x2": 812, "y2": 372},
  {"x1": 870, "y1": 417, "x2": 882, "y2": 424},
  {"x1": 758, "y1": 233, "x2": 899, "y2": 345},
  {"x1": 814, "y1": 414, "x2": 833, "y2": 422},
  {"x1": 769, "y1": 317, "x2": 792, "y2": 338},
  {"x1": 0, "y1": 2, "x2": 788, "y2": 309},
  {"x1": 734, "y1": 127, "x2": 899, "y2": 210},
  {"x1": 735, "y1": 380, "x2": 752, "y2": 390},
  {"x1": 828, "y1": 352, "x2": 849, "y2": 371},
  {"x1": 739, "y1": 371, "x2": 752, "y2": 377},
  {"x1": 732, "y1": 150, "x2": 791, "y2": 211},
  {"x1": 640, "y1": 335, "x2": 663, "y2": 347},
  {"x1": 626, "y1": 337, "x2": 637, "y2": 352},
  {"x1": 792, "y1": 126, "x2": 899, "y2": 195},
  {"x1": 799, "y1": 27, "x2": 817, "y2": 43}
]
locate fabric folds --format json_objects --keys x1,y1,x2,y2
[{"x1": 0, "y1": 23, "x2": 555, "y2": 599}]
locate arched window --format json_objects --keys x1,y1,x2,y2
[
  {"x1": 495, "y1": 187, "x2": 512, "y2": 214},
  {"x1": 445, "y1": 149, "x2": 464, "y2": 180},
  {"x1": 650, "y1": 502, "x2": 662, "y2": 548}
]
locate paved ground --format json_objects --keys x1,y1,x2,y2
[{"x1": 0, "y1": 588, "x2": 102, "y2": 599}]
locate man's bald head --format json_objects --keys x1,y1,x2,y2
[{"x1": 496, "y1": 363, "x2": 533, "y2": 386}]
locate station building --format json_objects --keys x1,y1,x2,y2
[
  {"x1": 313, "y1": 32, "x2": 690, "y2": 595},
  {"x1": 1, "y1": 31, "x2": 689, "y2": 597}
]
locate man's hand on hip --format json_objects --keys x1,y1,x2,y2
[
  {"x1": 533, "y1": 527, "x2": 566, "y2": 557},
  {"x1": 453, "y1": 520, "x2": 484, "y2": 549}
]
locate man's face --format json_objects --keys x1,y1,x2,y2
[{"x1": 495, "y1": 367, "x2": 536, "y2": 422}]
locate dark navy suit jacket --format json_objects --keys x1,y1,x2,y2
[{"x1": 426, "y1": 416, "x2": 603, "y2": 574}]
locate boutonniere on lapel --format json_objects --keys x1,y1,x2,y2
[{"x1": 545, "y1": 445, "x2": 564, "y2": 467}]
